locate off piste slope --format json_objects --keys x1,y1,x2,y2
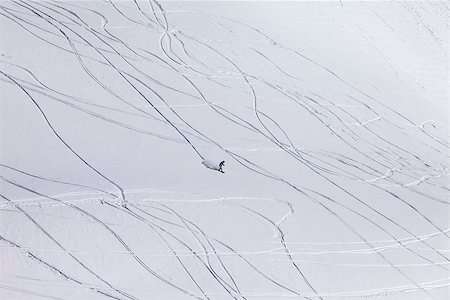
[{"x1": 0, "y1": 1, "x2": 448, "y2": 299}]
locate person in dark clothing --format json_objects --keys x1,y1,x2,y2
[{"x1": 218, "y1": 161, "x2": 225, "y2": 173}]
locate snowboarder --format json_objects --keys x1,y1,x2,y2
[{"x1": 218, "y1": 161, "x2": 225, "y2": 173}]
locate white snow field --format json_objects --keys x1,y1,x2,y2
[{"x1": 0, "y1": 0, "x2": 449, "y2": 299}]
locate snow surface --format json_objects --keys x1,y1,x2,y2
[{"x1": 0, "y1": 1, "x2": 449, "y2": 299}]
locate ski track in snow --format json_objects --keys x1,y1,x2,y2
[{"x1": 0, "y1": 1, "x2": 448, "y2": 299}]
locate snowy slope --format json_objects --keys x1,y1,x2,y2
[{"x1": 0, "y1": 1, "x2": 449, "y2": 299}]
